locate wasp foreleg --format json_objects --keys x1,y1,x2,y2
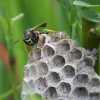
[
  {"x1": 43, "y1": 29, "x2": 55, "y2": 34},
  {"x1": 24, "y1": 43, "x2": 35, "y2": 62}
]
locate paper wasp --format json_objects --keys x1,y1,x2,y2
[{"x1": 13, "y1": 23, "x2": 54, "y2": 62}]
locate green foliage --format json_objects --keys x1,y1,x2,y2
[
  {"x1": 57, "y1": 0, "x2": 82, "y2": 45},
  {"x1": 74, "y1": 0, "x2": 100, "y2": 22},
  {"x1": 57, "y1": 0, "x2": 72, "y2": 11},
  {"x1": 74, "y1": 0, "x2": 100, "y2": 74}
]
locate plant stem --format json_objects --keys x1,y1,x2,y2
[
  {"x1": 82, "y1": 18, "x2": 99, "y2": 74},
  {"x1": 0, "y1": 84, "x2": 21, "y2": 100},
  {"x1": 5, "y1": 0, "x2": 19, "y2": 100}
]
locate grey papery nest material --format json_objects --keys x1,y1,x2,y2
[{"x1": 21, "y1": 32, "x2": 100, "y2": 100}]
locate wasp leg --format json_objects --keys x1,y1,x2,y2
[
  {"x1": 24, "y1": 43, "x2": 36, "y2": 52},
  {"x1": 43, "y1": 29, "x2": 55, "y2": 34},
  {"x1": 24, "y1": 44, "x2": 34, "y2": 62}
]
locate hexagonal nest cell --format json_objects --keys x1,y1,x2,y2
[
  {"x1": 24, "y1": 65, "x2": 30, "y2": 77},
  {"x1": 67, "y1": 48, "x2": 82, "y2": 61},
  {"x1": 88, "y1": 77, "x2": 100, "y2": 92},
  {"x1": 80, "y1": 56, "x2": 94, "y2": 68},
  {"x1": 42, "y1": 45, "x2": 55, "y2": 58},
  {"x1": 29, "y1": 64, "x2": 37, "y2": 77},
  {"x1": 56, "y1": 82, "x2": 71, "y2": 96},
  {"x1": 61, "y1": 64, "x2": 75, "y2": 79},
  {"x1": 46, "y1": 72, "x2": 61, "y2": 86},
  {"x1": 49, "y1": 32, "x2": 68, "y2": 42},
  {"x1": 50, "y1": 55, "x2": 65, "y2": 69},
  {"x1": 89, "y1": 78, "x2": 100, "y2": 88},
  {"x1": 89, "y1": 92, "x2": 100, "y2": 100},
  {"x1": 22, "y1": 32, "x2": 99, "y2": 100},
  {"x1": 73, "y1": 73, "x2": 89, "y2": 87},
  {"x1": 56, "y1": 39, "x2": 70, "y2": 54},
  {"x1": 72, "y1": 87, "x2": 88, "y2": 99},
  {"x1": 22, "y1": 81, "x2": 29, "y2": 94},
  {"x1": 43, "y1": 87, "x2": 58, "y2": 100},
  {"x1": 34, "y1": 77, "x2": 47, "y2": 93},
  {"x1": 29, "y1": 48, "x2": 41, "y2": 62},
  {"x1": 36, "y1": 61, "x2": 48, "y2": 76},
  {"x1": 27, "y1": 80, "x2": 35, "y2": 93}
]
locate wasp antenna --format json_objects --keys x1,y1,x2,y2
[
  {"x1": 32, "y1": 22, "x2": 47, "y2": 31},
  {"x1": 12, "y1": 40, "x2": 20, "y2": 46}
]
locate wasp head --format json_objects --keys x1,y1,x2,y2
[{"x1": 23, "y1": 29, "x2": 39, "y2": 46}]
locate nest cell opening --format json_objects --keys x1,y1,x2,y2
[
  {"x1": 44, "y1": 87, "x2": 58, "y2": 99},
  {"x1": 42, "y1": 45, "x2": 55, "y2": 57},
  {"x1": 89, "y1": 92, "x2": 100, "y2": 100},
  {"x1": 46, "y1": 72, "x2": 61, "y2": 86},
  {"x1": 34, "y1": 77, "x2": 47, "y2": 93},
  {"x1": 73, "y1": 74, "x2": 89, "y2": 86},
  {"x1": 56, "y1": 39, "x2": 70, "y2": 53},
  {"x1": 37, "y1": 61, "x2": 48, "y2": 75},
  {"x1": 29, "y1": 64, "x2": 36, "y2": 77},
  {"x1": 28, "y1": 80, "x2": 35, "y2": 92},
  {"x1": 62, "y1": 65, "x2": 75, "y2": 78},
  {"x1": 81, "y1": 57, "x2": 94, "y2": 68},
  {"x1": 32, "y1": 48, "x2": 41, "y2": 61},
  {"x1": 68, "y1": 48, "x2": 82, "y2": 61},
  {"x1": 51, "y1": 55, "x2": 65, "y2": 68},
  {"x1": 22, "y1": 81, "x2": 29, "y2": 93},
  {"x1": 89, "y1": 78, "x2": 100, "y2": 88},
  {"x1": 24, "y1": 66, "x2": 29, "y2": 77},
  {"x1": 57, "y1": 82, "x2": 71, "y2": 96},
  {"x1": 73, "y1": 87, "x2": 88, "y2": 98}
]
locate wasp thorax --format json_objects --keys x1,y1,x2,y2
[{"x1": 23, "y1": 29, "x2": 39, "y2": 46}]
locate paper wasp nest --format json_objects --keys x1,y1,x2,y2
[{"x1": 21, "y1": 32, "x2": 100, "y2": 100}]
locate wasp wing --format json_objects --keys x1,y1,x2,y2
[{"x1": 31, "y1": 22, "x2": 47, "y2": 31}]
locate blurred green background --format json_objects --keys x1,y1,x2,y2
[{"x1": 0, "y1": 0, "x2": 82, "y2": 100}]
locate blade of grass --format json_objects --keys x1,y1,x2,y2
[
  {"x1": 0, "y1": 85, "x2": 21, "y2": 100},
  {"x1": 5, "y1": 0, "x2": 20, "y2": 100}
]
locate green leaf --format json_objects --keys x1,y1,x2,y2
[
  {"x1": 70, "y1": 5, "x2": 77, "y2": 25},
  {"x1": 74, "y1": 0, "x2": 100, "y2": 22},
  {"x1": 74, "y1": 1, "x2": 100, "y2": 6},
  {"x1": 78, "y1": 6, "x2": 100, "y2": 22},
  {"x1": 0, "y1": 15, "x2": 9, "y2": 48},
  {"x1": 57, "y1": 0, "x2": 71, "y2": 11},
  {"x1": 0, "y1": 15, "x2": 8, "y2": 30},
  {"x1": 62, "y1": 0, "x2": 71, "y2": 11}
]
